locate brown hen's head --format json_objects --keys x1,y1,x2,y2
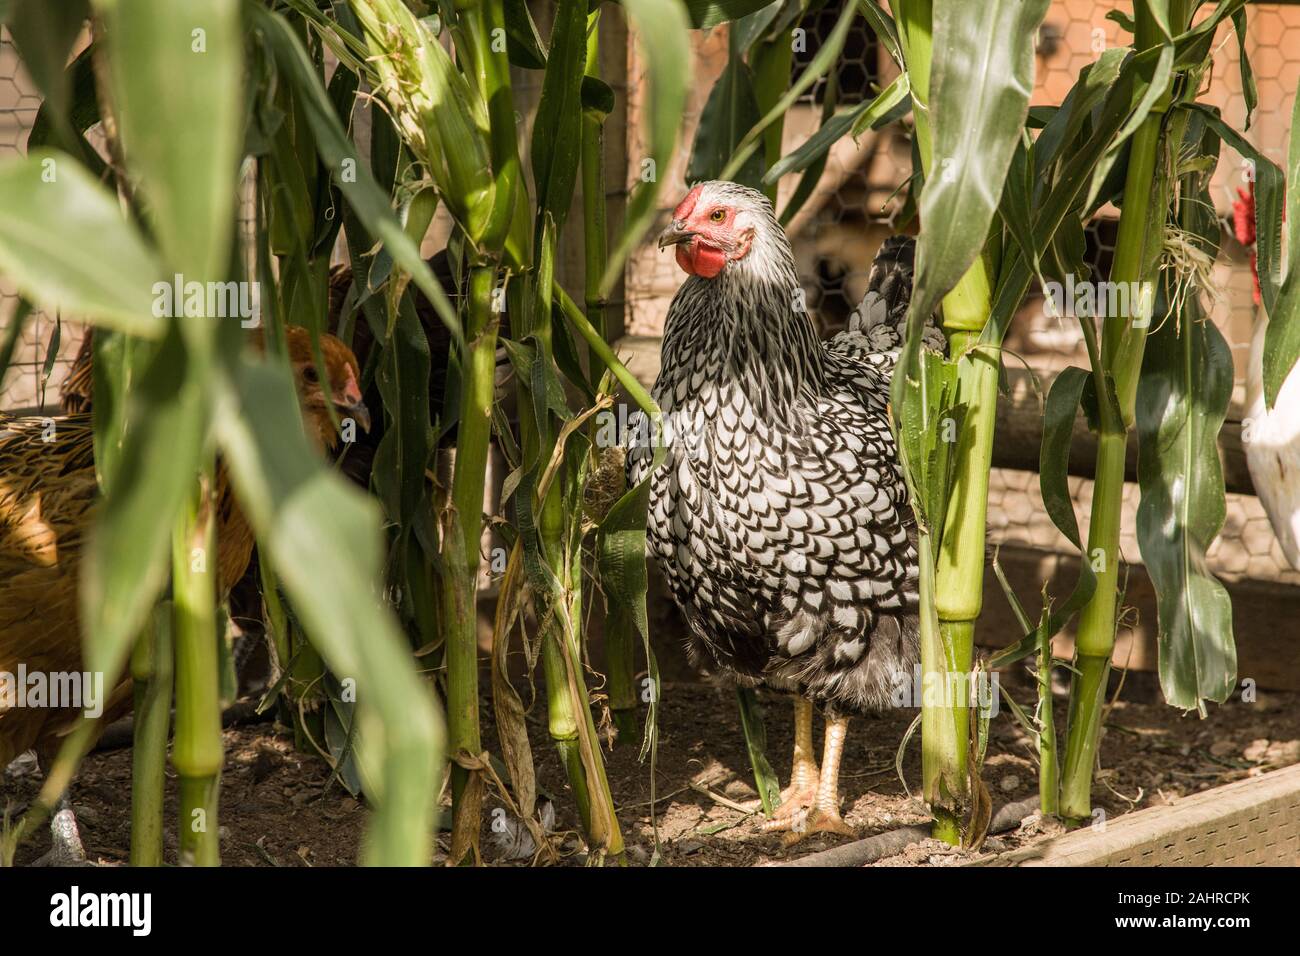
[{"x1": 256, "y1": 327, "x2": 370, "y2": 451}]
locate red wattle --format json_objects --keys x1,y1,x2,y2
[{"x1": 677, "y1": 240, "x2": 726, "y2": 278}]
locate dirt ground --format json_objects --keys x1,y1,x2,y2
[{"x1": 5, "y1": 655, "x2": 1298, "y2": 867}]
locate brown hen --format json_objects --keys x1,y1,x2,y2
[{"x1": 0, "y1": 327, "x2": 369, "y2": 772}]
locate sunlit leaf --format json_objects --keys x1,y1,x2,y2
[
  {"x1": 602, "y1": 0, "x2": 691, "y2": 295},
  {"x1": 532, "y1": 0, "x2": 589, "y2": 229},
  {"x1": 102, "y1": 0, "x2": 242, "y2": 286},
  {"x1": 82, "y1": 328, "x2": 207, "y2": 684},
  {"x1": 1136, "y1": 296, "x2": 1236, "y2": 710},
  {"x1": 217, "y1": 358, "x2": 442, "y2": 866},
  {"x1": 0, "y1": 149, "x2": 165, "y2": 336}
]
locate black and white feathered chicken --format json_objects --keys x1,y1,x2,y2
[{"x1": 629, "y1": 181, "x2": 934, "y2": 838}]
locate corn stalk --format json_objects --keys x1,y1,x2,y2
[
  {"x1": 0, "y1": 0, "x2": 446, "y2": 865},
  {"x1": 1059, "y1": 27, "x2": 1171, "y2": 825},
  {"x1": 129, "y1": 607, "x2": 172, "y2": 866},
  {"x1": 892, "y1": 0, "x2": 1046, "y2": 844},
  {"x1": 172, "y1": 472, "x2": 223, "y2": 866}
]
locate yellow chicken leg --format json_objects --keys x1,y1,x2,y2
[
  {"x1": 759, "y1": 698, "x2": 820, "y2": 827},
  {"x1": 771, "y1": 715, "x2": 856, "y2": 844}
]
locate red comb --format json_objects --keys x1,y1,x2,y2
[{"x1": 673, "y1": 185, "x2": 703, "y2": 220}]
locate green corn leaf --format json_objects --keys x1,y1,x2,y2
[
  {"x1": 81, "y1": 327, "x2": 208, "y2": 685},
  {"x1": 581, "y1": 75, "x2": 616, "y2": 118},
  {"x1": 603, "y1": 0, "x2": 690, "y2": 296},
  {"x1": 1136, "y1": 295, "x2": 1236, "y2": 711},
  {"x1": 596, "y1": 431, "x2": 666, "y2": 786},
  {"x1": 7, "y1": 0, "x2": 89, "y2": 150},
  {"x1": 1136, "y1": 112, "x2": 1236, "y2": 712},
  {"x1": 1109, "y1": 42, "x2": 1174, "y2": 157},
  {"x1": 504, "y1": 0, "x2": 547, "y2": 69},
  {"x1": 680, "y1": 0, "x2": 774, "y2": 29},
  {"x1": 762, "y1": 72, "x2": 910, "y2": 185},
  {"x1": 1262, "y1": 88, "x2": 1300, "y2": 410},
  {"x1": 1192, "y1": 108, "x2": 1283, "y2": 312},
  {"x1": 89, "y1": 327, "x2": 130, "y2": 491},
  {"x1": 721, "y1": 0, "x2": 858, "y2": 183},
  {"x1": 596, "y1": 465, "x2": 655, "y2": 648},
  {"x1": 1229, "y1": 8, "x2": 1256, "y2": 131},
  {"x1": 373, "y1": 292, "x2": 433, "y2": 526},
  {"x1": 1192, "y1": 104, "x2": 1296, "y2": 411},
  {"x1": 217, "y1": 357, "x2": 442, "y2": 865},
  {"x1": 1170, "y1": 0, "x2": 1247, "y2": 71},
  {"x1": 532, "y1": 0, "x2": 589, "y2": 230},
  {"x1": 895, "y1": 0, "x2": 1048, "y2": 496},
  {"x1": 1106, "y1": 9, "x2": 1136, "y2": 34},
  {"x1": 735, "y1": 686, "x2": 781, "y2": 816},
  {"x1": 997, "y1": 137, "x2": 1036, "y2": 274},
  {"x1": 0, "y1": 150, "x2": 165, "y2": 336},
  {"x1": 859, "y1": 0, "x2": 902, "y2": 67},
  {"x1": 901, "y1": 0, "x2": 1050, "y2": 339},
  {"x1": 1030, "y1": 49, "x2": 1125, "y2": 192},
  {"x1": 689, "y1": 58, "x2": 765, "y2": 187},
  {"x1": 776, "y1": 68, "x2": 838, "y2": 226},
  {"x1": 550, "y1": 298, "x2": 598, "y2": 401},
  {"x1": 729, "y1": 1, "x2": 781, "y2": 55},
  {"x1": 27, "y1": 45, "x2": 107, "y2": 178},
  {"x1": 101, "y1": 0, "x2": 242, "y2": 287},
  {"x1": 252, "y1": 3, "x2": 463, "y2": 346},
  {"x1": 1039, "y1": 367, "x2": 1089, "y2": 550},
  {"x1": 0, "y1": 298, "x2": 33, "y2": 402}
]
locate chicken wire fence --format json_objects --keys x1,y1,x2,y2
[
  {"x1": 1, "y1": 5, "x2": 1298, "y2": 584},
  {"x1": 0, "y1": 30, "x2": 81, "y2": 415}
]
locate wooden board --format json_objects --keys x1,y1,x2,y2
[{"x1": 971, "y1": 764, "x2": 1300, "y2": 865}]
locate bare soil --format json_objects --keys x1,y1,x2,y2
[{"x1": 5, "y1": 658, "x2": 1297, "y2": 867}]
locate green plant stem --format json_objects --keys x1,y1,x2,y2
[
  {"x1": 735, "y1": 686, "x2": 781, "y2": 815},
  {"x1": 1036, "y1": 627, "x2": 1059, "y2": 817},
  {"x1": 916, "y1": 527, "x2": 962, "y2": 843},
  {"x1": 896, "y1": 0, "x2": 999, "y2": 843},
  {"x1": 1060, "y1": 0, "x2": 1183, "y2": 821},
  {"x1": 129, "y1": 607, "x2": 172, "y2": 867},
  {"x1": 750, "y1": 35, "x2": 793, "y2": 205},
  {"x1": 580, "y1": 15, "x2": 636, "y2": 744},
  {"x1": 446, "y1": 264, "x2": 498, "y2": 855},
  {"x1": 172, "y1": 472, "x2": 222, "y2": 867},
  {"x1": 465, "y1": 0, "x2": 521, "y2": 252},
  {"x1": 603, "y1": 624, "x2": 638, "y2": 744},
  {"x1": 540, "y1": 630, "x2": 592, "y2": 827},
  {"x1": 581, "y1": 13, "x2": 610, "y2": 341},
  {"x1": 1060, "y1": 429, "x2": 1128, "y2": 821},
  {"x1": 558, "y1": 588, "x2": 626, "y2": 862}
]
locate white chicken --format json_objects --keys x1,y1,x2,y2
[{"x1": 1238, "y1": 184, "x2": 1300, "y2": 570}]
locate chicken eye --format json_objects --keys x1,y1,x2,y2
[
  {"x1": 710, "y1": 209, "x2": 726, "y2": 223},
  {"x1": 302, "y1": 365, "x2": 320, "y2": 385}
]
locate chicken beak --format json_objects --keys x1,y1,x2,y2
[
  {"x1": 336, "y1": 400, "x2": 371, "y2": 433},
  {"x1": 658, "y1": 220, "x2": 696, "y2": 249}
]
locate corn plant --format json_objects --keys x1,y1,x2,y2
[
  {"x1": 282, "y1": 0, "x2": 693, "y2": 864},
  {"x1": 0, "y1": 0, "x2": 444, "y2": 865},
  {"x1": 731, "y1": 0, "x2": 1278, "y2": 842},
  {"x1": 888, "y1": 0, "x2": 1270, "y2": 832}
]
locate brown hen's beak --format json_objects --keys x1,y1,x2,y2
[
  {"x1": 658, "y1": 219, "x2": 696, "y2": 249},
  {"x1": 336, "y1": 400, "x2": 371, "y2": 433}
]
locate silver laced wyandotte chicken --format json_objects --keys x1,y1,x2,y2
[
  {"x1": 0, "y1": 327, "x2": 368, "y2": 861},
  {"x1": 629, "y1": 180, "x2": 938, "y2": 840}
]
